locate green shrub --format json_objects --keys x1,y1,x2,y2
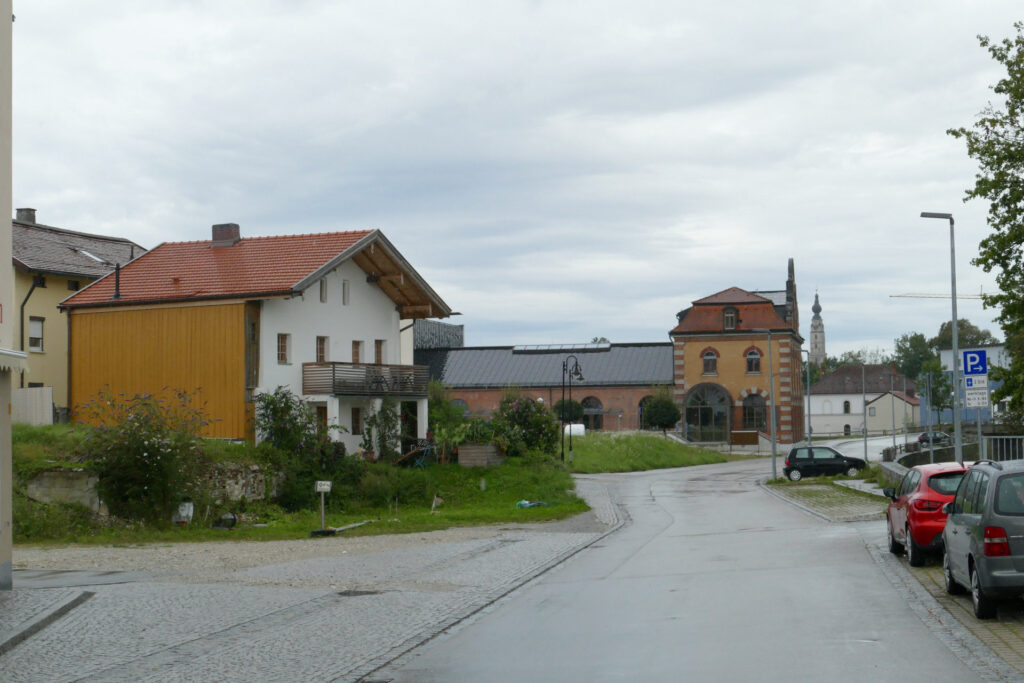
[
  {"x1": 76, "y1": 389, "x2": 208, "y2": 524},
  {"x1": 357, "y1": 466, "x2": 430, "y2": 508},
  {"x1": 490, "y1": 396, "x2": 559, "y2": 457},
  {"x1": 13, "y1": 492, "x2": 104, "y2": 542}
]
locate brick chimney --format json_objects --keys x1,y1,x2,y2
[
  {"x1": 16, "y1": 208, "x2": 36, "y2": 223},
  {"x1": 211, "y1": 223, "x2": 241, "y2": 247}
]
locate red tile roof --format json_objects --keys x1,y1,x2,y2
[
  {"x1": 61, "y1": 230, "x2": 373, "y2": 307},
  {"x1": 671, "y1": 287, "x2": 789, "y2": 334}
]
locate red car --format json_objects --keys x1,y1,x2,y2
[{"x1": 884, "y1": 461, "x2": 972, "y2": 567}]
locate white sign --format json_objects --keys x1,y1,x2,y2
[
  {"x1": 965, "y1": 389, "x2": 990, "y2": 408},
  {"x1": 963, "y1": 350, "x2": 988, "y2": 376},
  {"x1": 965, "y1": 375, "x2": 988, "y2": 389},
  {"x1": 315, "y1": 480, "x2": 332, "y2": 493}
]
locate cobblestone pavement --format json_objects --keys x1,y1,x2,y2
[
  {"x1": 770, "y1": 477, "x2": 1024, "y2": 680},
  {"x1": 1, "y1": 478, "x2": 620, "y2": 682}
]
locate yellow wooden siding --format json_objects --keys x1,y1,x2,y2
[{"x1": 69, "y1": 303, "x2": 249, "y2": 439}]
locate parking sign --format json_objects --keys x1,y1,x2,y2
[{"x1": 963, "y1": 349, "x2": 988, "y2": 376}]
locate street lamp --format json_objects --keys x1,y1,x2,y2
[
  {"x1": 560, "y1": 355, "x2": 584, "y2": 463},
  {"x1": 920, "y1": 211, "x2": 963, "y2": 464},
  {"x1": 753, "y1": 329, "x2": 777, "y2": 479}
]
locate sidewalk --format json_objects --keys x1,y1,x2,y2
[{"x1": 0, "y1": 478, "x2": 621, "y2": 682}]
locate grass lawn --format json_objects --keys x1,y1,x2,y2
[{"x1": 568, "y1": 431, "x2": 735, "y2": 473}]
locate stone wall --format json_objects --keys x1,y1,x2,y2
[{"x1": 23, "y1": 462, "x2": 280, "y2": 513}]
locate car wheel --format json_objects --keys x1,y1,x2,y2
[
  {"x1": 971, "y1": 565, "x2": 998, "y2": 619},
  {"x1": 788, "y1": 469, "x2": 802, "y2": 482},
  {"x1": 845, "y1": 466, "x2": 859, "y2": 477},
  {"x1": 944, "y1": 551, "x2": 964, "y2": 595},
  {"x1": 907, "y1": 527, "x2": 924, "y2": 567},
  {"x1": 887, "y1": 520, "x2": 903, "y2": 555}
]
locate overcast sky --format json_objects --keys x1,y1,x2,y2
[{"x1": 11, "y1": 2, "x2": 1023, "y2": 356}]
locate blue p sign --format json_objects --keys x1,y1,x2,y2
[{"x1": 963, "y1": 350, "x2": 987, "y2": 376}]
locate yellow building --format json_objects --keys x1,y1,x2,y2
[{"x1": 12, "y1": 209, "x2": 145, "y2": 422}]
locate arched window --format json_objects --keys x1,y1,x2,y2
[
  {"x1": 746, "y1": 350, "x2": 761, "y2": 373},
  {"x1": 451, "y1": 399, "x2": 470, "y2": 417},
  {"x1": 843, "y1": 400, "x2": 851, "y2": 414},
  {"x1": 843, "y1": 424, "x2": 851, "y2": 436},
  {"x1": 581, "y1": 396, "x2": 603, "y2": 431},
  {"x1": 703, "y1": 350, "x2": 718, "y2": 374},
  {"x1": 742, "y1": 394, "x2": 766, "y2": 430},
  {"x1": 685, "y1": 383, "x2": 731, "y2": 442}
]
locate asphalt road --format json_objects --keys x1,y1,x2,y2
[{"x1": 379, "y1": 459, "x2": 983, "y2": 682}]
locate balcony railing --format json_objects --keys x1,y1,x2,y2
[{"x1": 302, "y1": 362, "x2": 429, "y2": 397}]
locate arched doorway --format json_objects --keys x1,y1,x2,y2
[
  {"x1": 685, "y1": 383, "x2": 731, "y2": 442},
  {"x1": 581, "y1": 396, "x2": 603, "y2": 431},
  {"x1": 638, "y1": 395, "x2": 654, "y2": 430}
]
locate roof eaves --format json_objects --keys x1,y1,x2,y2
[
  {"x1": 59, "y1": 289, "x2": 293, "y2": 311},
  {"x1": 292, "y1": 230, "x2": 379, "y2": 293}
]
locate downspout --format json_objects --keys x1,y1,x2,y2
[{"x1": 18, "y1": 274, "x2": 41, "y2": 388}]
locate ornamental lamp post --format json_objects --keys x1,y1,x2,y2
[
  {"x1": 920, "y1": 211, "x2": 963, "y2": 464},
  {"x1": 560, "y1": 355, "x2": 584, "y2": 463}
]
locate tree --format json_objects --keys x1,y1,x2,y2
[
  {"x1": 920, "y1": 358, "x2": 953, "y2": 423},
  {"x1": 643, "y1": 396, "x2": 681, "y2": 435},
  {"x1": 927, "y1": 319, "x2": 999, "y2": 351},
  {"x1": 591, "y1": 336, "x2": 610, "y2": 343},
  {"x1": 948, "y1": 22, "x2": 1024, "y2": 420},
  {"x1": 553, "y1": 398, "x2": 584, "y2": 423},
  {"x1": 892, "y1": 332, "x2": 937, "y2": 380}
]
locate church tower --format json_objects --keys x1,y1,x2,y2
[{"x1": 809, "y1": 292, "x2": 826, "y2": 366}]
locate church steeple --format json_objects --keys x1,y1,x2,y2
[{"x1": 809, "y1": 292, "x2": 826, "y2": 366}]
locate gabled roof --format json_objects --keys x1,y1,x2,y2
[
  {"x1": 866, "y1": 390, "x2": 920, "y2": 407},
  {"x1": 692, "y1": 287, "x2": 773, "y2": 306},
  {"x1": 13, "y1": 219, "x2": 146, "y2": 279},
  {"x1": 60, "y1": 228, "x2": 451, "y2": 319},
  {"x1": 415, "y1": 343, "x2": 673, "y2": 388},
  {"x1": 810, "y1": 364, "x2": 917, "y2": 396},
  {"x1": 672, "y1": 286, "x2": 792, "y2": 335}
]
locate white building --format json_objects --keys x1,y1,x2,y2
[{"x1": 807, "y1": 364, "x2": 918, "y2": 437}]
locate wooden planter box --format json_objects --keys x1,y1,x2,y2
[{"x1": 458, "y1": 442, "x2": 505, "y2": 468}]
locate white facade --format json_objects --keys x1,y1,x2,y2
[
  {"x1": 807, "y1": 392, "x2": 868, "y2": 437},
  {"x1": 256, "y1": 259, "x2": 427, "y2": 454},
  {"x1": 866, "y1": 393, "x2": 920, "y2": 433}
]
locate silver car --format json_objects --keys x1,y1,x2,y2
[{"x1": 942, "y1": 459, "x2": 1024, "y2": 618}]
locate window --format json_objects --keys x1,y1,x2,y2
[
  {"x1": 277, "y1": 333, "x2": 290, "y2": 364},
  {"x1": 67, "y1": 280, "x2": 80, "y2": 291},
  {"x1": 316, "y1": 336, "x2": 328, "y2": 362},
  {"x1": 843, "y1": 424, "x2": 851, "y2": 435},
  {"x1": 451, "y1": 399, "x2": 470, "y2": 417},
  {"x1": 28, "y1": 317, "x2": 44, "y2": 352},
  {"x1": 342, "y1": 279, "x2": 350, "y2": 306},
  {"x1": 868, "y1": 406, "x2": 876, "y2": 417},
  {"x1": 742, "y1": 395, "x2": 766, "y2": 430},
  {"x1": 352, "y1": 340, "x2": 362, "y2": 364},
  {"x1": 746, "y1": 350, "x2": 761, "y2": 373},
  {"x1": 316, "y1": 405, "x2": 327, "y2": 430},
  {"x1": 723, "y1": 308, "x2": 737, "y2": 330},
  {"x1": 351, "y1": 407, "x2": 362, "y2": 435},
  {"x1": 320, "y1": 279, "x2": 328, "y2": 303},
  {"x1": 843, "y1": 400, "x2": 851, "y2": 414},
  {"x1": 703, "y1": 350, "x2": 718, "y2": 374},
  {"x1": 375, "y1": 339, "x2": 385, "y2": 365}
]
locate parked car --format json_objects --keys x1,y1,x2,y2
[
  {"x1": 918, "y1": 431, "x2": 951, "y2": 445},
  {"x1": 942, "y1": 459, "x2": 1024, "y2": 618},
  {"x1": 782, "y1": 446, "x2": 866, "y2": 481},
  {"x1": 884, "y1": 461, "x2": 972, "y2": 567}
]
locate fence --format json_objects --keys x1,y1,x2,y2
[{"x1": 985, "y1": 435, "x2": 1024, "y2": 462}]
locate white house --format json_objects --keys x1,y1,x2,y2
[
  {"x1": 807, "y1": 364, "x2": 918, "y2": 437},
  {"x1": 61, "y1": 224, "x2": 452, "y2": 455}
]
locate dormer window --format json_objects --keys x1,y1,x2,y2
[{"x1": 723, "y1": 308, "x2": 737, "y2": 330}]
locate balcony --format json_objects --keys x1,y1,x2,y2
[{"x1": 302, "y1": 362, "x2": 429, "y2": 397}]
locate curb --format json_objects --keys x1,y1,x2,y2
[{"x1": 0, "y1": 590, "x2": 94, "y2": 656}]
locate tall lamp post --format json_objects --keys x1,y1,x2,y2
[
  {"x1": 560, "y1": 355, "x2": 583, "y2": 463},
  {"x1": 753, "y1": 329, "x2": 777, "y2": 479},
  {"x1": 921, "y1": 212, "x2": 963, "y2": 464}
]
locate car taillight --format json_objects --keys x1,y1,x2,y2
[
  {"x1": 913, "y1": 500, "x2": 943, "y2": 512},
  {"x1": 984, "y1": 526, "x2": 1011, "y2": 557}
]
